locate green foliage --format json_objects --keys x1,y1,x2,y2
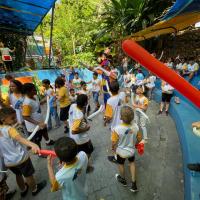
[
  {"x1": 36, "y1": 0, "x2": 173, "y2": 66},
  {"x1": 36, "y1": 0, "x2": 104, "y2": 66},
  {"x1": 97, "y1": 0, "x2": 173, "y2": 40},
  {"x1": 64, "y1": 52, "x2": 96, "y2": 68}
]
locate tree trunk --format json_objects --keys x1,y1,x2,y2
[{"x1": 72, "y1": 35, "x2": 76, "y2": 55}]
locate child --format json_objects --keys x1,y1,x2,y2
[
  {"x1": 42, "y1": 79, "x2": 60, "y2": 130},
  {"x1": 47, "y1": 137, "x2": 88, "y2": 200},
  {"x1": 55, "y1": 77, "x2": 71, "y2": 134},
  {"x1": 69, "y1": 88, "x2": 77, "y2": 104},
  {"x1": 22, "y1": 83, "x2": 54, "y2": 148},
  {"x1": 72, "y1": 72, "x2": 82, "y2": 93},
  {"x1": 90, "y1": 72, "x2": 101, "y2": 111},
  {"x1": 158, "y1": 81, "x2": 174, "y2": 116},
  {"x1": 123, "y1": 70, "x2": 132, "y2": 89},
  {"x1": 0, "y1": 107, "x2": 46, "y2": 197},
  {"x1": 69, "y1": 94, "x2": 94, "y2": 173},
  {"x1": 111, "y1": 106, "x2": 141, "y2": 192},
  {"x1": 133, "y1": 86, "x2": 149, "y2": 141},
  {"x1": 79, "y1": 81, "x2": 91, "y2": 116},
  {"x1": 135, "y1": 69, "x2": 144, "y2": 86},
  {"x1": 145, "y1": 73, "x2": 156, "y2": 100},
  {"x1": 104, "y1": 81, "x2": 126, "y2": 131}
]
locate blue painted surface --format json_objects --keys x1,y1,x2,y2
[
  {"x1": 0, "y1": 68, "x2": 94, "y2": 84},
  {"x1": 170, "y1": 98, "x2": 200, "y2": 200}
]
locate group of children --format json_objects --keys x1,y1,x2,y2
[
  {"x1": 0, "y1": 64, "x2": 152, "y2": 199},
  {"x1": 165, "y1": 57, "x2": 199, "y2": 82}
]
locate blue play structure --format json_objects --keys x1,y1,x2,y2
[
  {"x1": 0, "y1": 68, "x2": 93, "y2": 85},
  {"x1": 153, "y1": 75, "x2": 200, "y2": 200}
]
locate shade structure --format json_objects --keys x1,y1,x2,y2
[
  {"x1": 0, "y1": 0, "x2": 57, "y2": 35},
  {"x1": 130, "y1": 0, "x2": 200, "y2": 41}
]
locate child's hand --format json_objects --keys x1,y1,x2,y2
[
  {"x1": 47, "y1": 155, "x2": 54, "y2": 167},
  {"x1": 31, "y1": 143, "x2": 40, "y2": 154}
]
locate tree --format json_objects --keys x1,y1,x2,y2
[
  {"x1": 37, "y1": 0, "x2": 104, "y2": 66},
  {"x1": 97, "y1": 0, "x2": 173, "y2": 40}
]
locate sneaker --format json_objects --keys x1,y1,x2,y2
[
  {"x1": 107, "y1": 156, "x2": 118, "y2": 164},
  {"x1": 187, "y1": 163, "x2": 200, "y2": 172},
  {"x1": 46, "y1": 140, "x2": 55, "y2": 146},
  {"x1": 157, "y1": 110, "x2": 162, "y2": 115},
  {"x1": 86, "y1": 166, "x2": 94, "y2": 174},
  {"x1": 130, "y1": 181, "x2": 138, "y2": 193},
  {"x1": 6, "y1": 189, "x2": 16, "y2": 199},
  {"x1": 21, "y1": 183, "x2": 29, "y2": 197},
  {"x1": 115, "y1": 174, "x2": 127, "y2": 186},
  {"x1": 32, "y1": 180, "x2": 47, "y2": 196},
  {"x1": 165, "y1": 111, "x2": 169, "y2": 116}
]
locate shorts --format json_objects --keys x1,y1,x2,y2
[
  {"x1": 162, "y1": 93, "x2": 173, "y2": 103},
  {"x1": 9, "y1": 158, "x2": 35, "y2": 177},
  {"x1": 28, "y1": 128, "x2": 47, "y2": 147},
  {"x1": 60, "y1": 105, "x2": 70, "y2": 121},
  {"x1": 92, "y1": 91, "x2": 99, "y2": 103},
  {"x1": 77, "y1": 140, "x2": 94, "y2": 155},
  {"x1": 116, "y1": 154, "x2": 135, "y2": 165},
  {"x1": 104, "y1": 93, "x2": 110, "y2": 105}
]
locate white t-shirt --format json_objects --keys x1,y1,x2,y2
[
  {"x1": 146, "y1": 76, "x2": 156, "y2": 88},
  {"x1": 72, "y1": 78, "x2": 82, "y2": 91},
  {"x1": 69, "y1": 104, "x2": 90, "y2": 145},
  {"x1": 55, "y1": 151, "x2": 88, "y2": 200},
  {"x1": 188, "y1": 63, "x2": 199, "y2": 72},
  {"x1": 0, "y1": 48, "x2": 12, "y2": 61},
  {"x1": 91, "y1": 79, "x2": 101, "y2": 92},
  {"x1": 69, "y1": 95, "x2": 77, "y2": 104},
  {"x1": 0, "y1": 47, "x2": 11, "y2": 56},
  {"x1": 0, "y1": 126, "x2": 28, "y2": 167},
  {"x1": 124, "y1": 74, "x2": 132, "y2": 88},
  {"x1": 166, "y1": 62, "x2": 173, "y2": 69},
  {"x1": 176, "y1": 63, "x2": 182, "y2": 70},
  {"x1": 162, "y1": 83, "x2": 174, "y2": 94},
  {"x1": 112, "y1": 123, "x2": 139, "y2": 158},
  {"x1": 22, "y1": 96, "x2": 43, "y2": 132},
  {"x1": 9, "y1": 93, "x2": 24, "y2": 124},
  {"x1": 105, "y1": 92, "x2": 126, "y2": 131},
  {"x1": 44, "y1": 88, "x2": 54, "y2": 98}
]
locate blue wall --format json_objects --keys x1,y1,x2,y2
[{"x1": 153, "y1": 75, "x2": 200, "y2": 200}]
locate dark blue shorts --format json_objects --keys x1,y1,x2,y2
[{"x1": 104, "y1": 93, "x2": 110, "y2": 105}]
